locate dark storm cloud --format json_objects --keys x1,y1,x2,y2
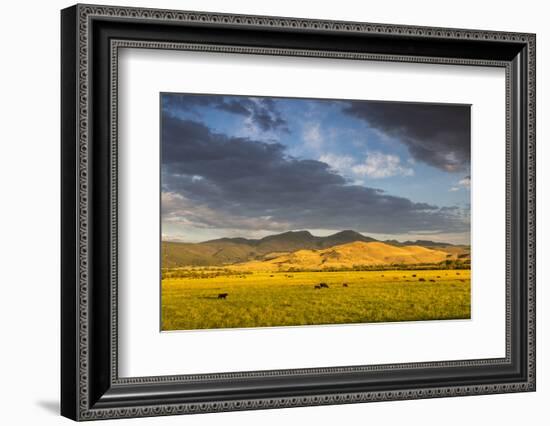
[
  {"x1": 161, "y1": 115, "x2": 468, "y2": 234},
  {"x1": 162, "y1": 93, "x2": 289, "y2": 133},
  {"x1": 343, "y1": 101, "x2": 471, "y2": 172}
]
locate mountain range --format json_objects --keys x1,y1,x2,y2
[{"x1": 162, "y1": 230, "x2": 469, "y2": 268}]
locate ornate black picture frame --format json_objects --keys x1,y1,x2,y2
[{"x1": 61, "y1": 4, "x2": 536, "y2": 421}]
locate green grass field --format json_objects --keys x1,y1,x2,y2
[{"x1": 161, "y1": 269, "x2": 470, "y2": 330}]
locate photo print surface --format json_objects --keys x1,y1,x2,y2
[{"x1": 160, "y1": 93, "x2": 471, "y2": 331}]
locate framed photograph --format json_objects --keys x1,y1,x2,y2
[{"x1": 61, "y1": 4, "x2": 536, "y2": 421}]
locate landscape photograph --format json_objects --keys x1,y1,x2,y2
[{"x1": 160, "y1": 93, "x2": 471, "y2": 331}]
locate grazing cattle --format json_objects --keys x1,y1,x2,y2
[
  {"x1": 319, "y1": 283, "x2": 329, "y2": 288},
  {"x1": 412, "y1": 274, "x2": 417, "y2": 277},
  {"x1": 429, "y1": 279, "x2": 436, "y2": 282},
  {"x1": 418, "y1": 278, "x2": 426, "y2": 282},
  {"x1": 342, "y1": 283, "x2": 348, "y2": 287},
  {"x1": 456, "y1": 272, "x2": 461, "y2": 275},
  {"x1": 217, "y1": 293, "x2": 228, "y2": 299},
  {"x1": 270, "y1": 275, "x2": 274, "y2": 277},
  {"x1": 314, "y1": 285, "x2": 321, "y2": 290},
  {"x1": 381, "y1": 274, "x2": 384, "y2": 277},
  {"x1": 437, "y1": 276, "x2": 441, "y2": 278}
]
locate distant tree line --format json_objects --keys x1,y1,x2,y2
[
  {"x1": 162, "y1": 259, "x2": 470, "y2": 279},
  {"x1": 283, "y1": 259, "x2": 470, "y2": 273},
  {"x1": 162, "y1": 268, "x2": 253, "y2": 279}
]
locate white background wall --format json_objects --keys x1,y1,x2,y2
[{"x1": 0, "y1": 0, "x2": 546, "y2": 424}]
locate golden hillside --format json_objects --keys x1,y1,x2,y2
[{"x1": 229, "y1": 241, "x2": 450, "y2": 272}]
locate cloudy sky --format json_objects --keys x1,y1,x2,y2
[{"x1": 161, "y1": 93, "x2": 471, "y2": 244}]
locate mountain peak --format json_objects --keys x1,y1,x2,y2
[
  {"x1": 260, "y1": 230, "x2": 313, "y2": 241},
  {"x1": 323, "y1": 230, "x2": 377, "y2": 245},
  {"x1": 288, "y1": 230, "x2": 313, "y2": 236},
  {"x1": 329, "y1": 230, "x2": 364, "y2": 238}
]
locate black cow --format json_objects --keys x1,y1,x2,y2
[
  {"x1": 319, "y1": 283, "x2": 329, "y2": 288},
  {"x1": 217, "y1": 293, "x2": 228, "y2": 299}
]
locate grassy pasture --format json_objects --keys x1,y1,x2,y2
[{"x1": 161, "y1": 269, "x2": 470, "y2": 331}]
